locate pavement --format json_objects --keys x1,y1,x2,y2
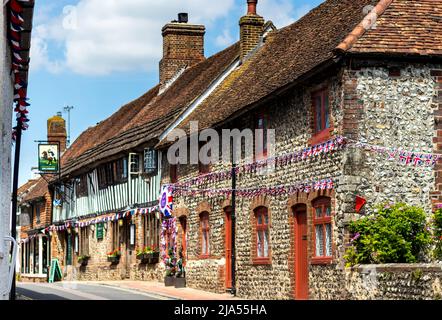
[{"x1": 16, "y1": 280, "x2": 240, "y2": 300}]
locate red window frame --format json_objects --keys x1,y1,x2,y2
[
  {"x1": 198, "y1": 142, "x2": 211, "y2": 175},
  {"x1": 255, "y1": 112, "x2": 268, "y2": 160},
  {"x1": 253, "y1": 206, "x2": 271, "y2": 264},
  {"x1": 312, "y1": 197, "x2": 333, "y2": 264},
  {"x1": 170, "y1": 164, "x2": 178, "y2": 183},
  {"x1": 310, "y1": 88, "x2": 332, "y2": 145},
  {"x1": 200, "y1": 212, "x2": 210, "y2": 258}
]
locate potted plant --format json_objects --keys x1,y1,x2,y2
[
  {"x1": 175, "y1": 250, "x2": 186, "y2": 288},
  {"x1": 107, "y1": 248, "x2": 121, "y2": 264},
  {"x1": 164, "y1": 248, "x2": 176, "y2": 286},
  {"x1": 77, "y1": 255, "x2": 90, "y2": 267}
]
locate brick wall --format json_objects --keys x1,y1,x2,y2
[
  {"x1": 239, "y1": 14, "x2": 264, "y2": 61},
  {"x1": 159, "y1": 23, "x2": 205, "y2": 85}
]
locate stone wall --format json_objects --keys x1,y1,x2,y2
[
  {"x1": 310, "y1": 263, "x2": 442, "y2": 300},
  {"x1": 351, "y1": 64, "x2": 439, "y2": 213},
  {"x1": 162, "y1": 73, "x2": 348, "y2": 299}
]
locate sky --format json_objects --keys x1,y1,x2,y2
[{"x1": 16, "y1": 0, "x2": 324, "y2": 186}]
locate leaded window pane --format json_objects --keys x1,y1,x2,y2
[
  {"x1": 325, "y1": 223, "x2": 332, "y2": 256},
  {"x1": 257, "y1": 231, "x2": 263, "y2": 257},
  {"x1": 315, "y1": 225, "x2": 324, "y2": 257},
  {"x1": 263, "y1": 230, "x2": 269, "y2": 257},
  {"x1": 316, "y1": 207, "x2": 322, "y2": 218}
]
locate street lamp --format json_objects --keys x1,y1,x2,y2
[{"x1": 63, "y1": 106, "x2": 74, "y2": 147}]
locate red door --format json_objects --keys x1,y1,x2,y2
[
  {"x1": 224, "y1": 207, "x2": 232, "y2": 289},
  {"x1": 294, "y1": 206, "x2": 308, "y2": 299},
  {"x1": 179, "y1": 217, "x2": 187, "y2": 266}
]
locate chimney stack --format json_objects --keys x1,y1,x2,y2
[
  {"x1": 159, "y1": 14, "x2": 205, "y2": 86},
  {"x1": 47, "y1": 113, "x2": 67, "y2": 153},
  {"x1": 240, "y1": 0, "x2": 264, "y2": 61}
]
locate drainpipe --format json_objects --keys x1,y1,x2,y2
[{"x1": 230, "y1": 161, "x2": 237, "y2": 296}]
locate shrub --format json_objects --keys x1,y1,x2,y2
[
  {"x1": 345, "y1": 203, "x2": 431, "y2": 267},
  {"x1": 432, "y1": 208, "x2": 442, "y2": 260}
]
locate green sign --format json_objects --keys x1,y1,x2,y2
[
  {"x1": 38, "y1": 143, "x2": 60, "y2": 173},
  {"x1": 48, "y1": 259, "x2": 63, "y2": 283},
  {"x1": 96, "y1": 223, "x2": 104, "y2": 240}
]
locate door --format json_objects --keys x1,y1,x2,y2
[
  {"x1": 294, "y1": 205, "x2": 309, "y2": 300},
  {"x1": 224, "y1": 206, "x2": 232, "y2": 289},
  {"x1": 179, "y1": 216, "x2": 187, "y2": 266},
  {"x1": 123, "y1": 218, "x2": 134, "y2": 278}
]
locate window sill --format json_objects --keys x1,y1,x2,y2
[
  {"x1": 252, "y1": 258, "x2": 272, "y2": 265},
  {"x1": 198, "y1": 254, "x2": 211, "y2": 260},
  {"x1": 311, "y1": 257, "x2": 333, "y2": 265},
  {"x1": 309, "y1": 127, "x2": 333, "y2": 146}
]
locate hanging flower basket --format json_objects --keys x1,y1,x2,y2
[
  {"x1": 107, "y1": 249, "x2": 121, "y2": 265},
  {"x1": 107, "y1": 256, "x2": 120, "y2": 264},
  {"x1": 77, "y1": 255, "x2": 90, "y2": 267}
]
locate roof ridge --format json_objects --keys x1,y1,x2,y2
[{"x1": 335, "y1": 0, "x2": 394, "y2": 53}]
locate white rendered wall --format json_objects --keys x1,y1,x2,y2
[{"x1": 0, "y1": 4, "x2": 14, "y2": 300}]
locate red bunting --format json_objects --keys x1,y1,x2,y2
[{"x1": 355, "y1": 196, "x2": 367, "y2": 213}]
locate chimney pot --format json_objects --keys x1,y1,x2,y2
[
  {"x1": 178, "y1": 13, "x2": 188, "y2": 23},
  {"x1": 247, "y1": 0, "x2": 258, "y2": 15}
]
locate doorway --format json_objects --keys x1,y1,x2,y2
[
  {"x1": 293, "y1": 205, "x2": 308, "y2": 300},
  {"x1": 179, "y1": 216, "x2": 187, "y2": 266},
  {"x1": 224, "y1": 206, "x2": 232, "y2": 289}
]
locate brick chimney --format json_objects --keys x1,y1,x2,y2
[
  {"x1": 239, "y1": 0, "x2": 265, "y2": 61},
  {"x1": 159, "y1": 13, "x2": 205, "y2": 86},
  {"x1": 47, "y1": 112, "x2": 67, "y2": 153}
]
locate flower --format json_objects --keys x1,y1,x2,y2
[{"x1": 350, "y1": 232, "x2": 361, "y2": 242}]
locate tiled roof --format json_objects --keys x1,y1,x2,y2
[
  {"x1": 347, "y1": 0, "x2": 442, "y2": 56},
  {"x1": 18, "y1": 179, "x2": 39, "y2": 199},
  {"x1": 59, "y1": 42, "x2": 239, "y2": 178},
  {"x1": 21, "y1": 177, "x2": 48, "y2": 203},
  {"x1": 172, "y1": 0, "x2": 380, "y2": 134}
]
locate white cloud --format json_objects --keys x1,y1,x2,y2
[
  {"x1": 31, "y1": 0, "x2": 314, "y2": 76},
  {"x1": 215, "y1": 29, "x2": 234, "y2": 48},
  {"x1": 32, "y1": 0, "x2": 235, "y2": 76}
]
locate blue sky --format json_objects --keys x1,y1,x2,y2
[{"x1": 17, "y1": 0, "x2": 324, "y2": 185}]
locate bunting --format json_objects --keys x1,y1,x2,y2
[{"x1": 9, "y1": 0, "x2": 32, "y2": 140}]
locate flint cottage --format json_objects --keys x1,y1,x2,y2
[{"x1": 18, "y1": 0, "x2": 442, "y2": 300}]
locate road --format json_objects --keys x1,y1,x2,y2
[{"x1": 17, "y1": 282, "x2": 173, "y2": 300}]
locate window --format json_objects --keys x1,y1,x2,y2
[
  {"x1": 98, "y1": 160, "x2": 124, "y2": 189},
  {"x1": 143, "y1": 213, "x2": 160, "y2": 249},
  {"x1": 198, "y1": 142, "x2": 210, "y2": 174},
  {"x1": 76, "y1": 175, "x2": 88, "y2": 197},
  {"x1": 255, "y1": 113, "x2": 268, "y2": 160},
  {"x1": 313, "y1": 89, "x2": 330, "y2": 134},
  {"x1": 80, "y1": 227, "x2": 89, "y2": 256},
  {"x1": 309, "y1": 89, "x2": 332, "y2": 145},
  {"x1": 143, "y1": 149, "x2": 158, "y2": 175},
  {"x1": 312, "y1": 197, "x2": 333, "y2": 263},
  {"x1": 200, "y1": 212, "x2": 210, "y2": 257},
  {"x1": 129, "y1": 153, "x2": 141, "y2": 175},
  {"x1": 35, "y1": 203, "x2": 41, "y2": 225},
  {"x1": 97, "y1": 165, "x2": 108, "y2": 190},
  {"x1": 114, "y1": 158, "x2": 128, "y2": 183},
  {"x1": 170, "y1": 164, "x2": 178, "y2": 183},
  {"x1": 254, "y1": 206, "x2": 270, "y2": 263}
]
